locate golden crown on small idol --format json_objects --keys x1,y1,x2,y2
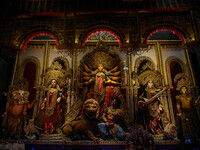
[
  {"x1": 50, "y1": 61, "x2": 63, "y2": 71},
  {"x1": 138, "y1": 70, "x2": 162, "y2": 87},
  {"x1": 44, "y1": 61, "x2": 66, "y2": 86},
  {"x1": 174, "y1": 73, "x2": 192, "y2": 92}
]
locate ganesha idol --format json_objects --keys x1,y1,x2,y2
[{"x1": 2, "y1": 78, "x2": 37, "y2": 139}]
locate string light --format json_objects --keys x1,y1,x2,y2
[
  {"x1": 22, "y1": 32, "x2": 58, "y2": 51},
  {"x1": 83, "y1": 29, "x2": 122, "y2": 47},
  {"x1": 146, "y1": 28, "x2": 185, "y2": 45}
]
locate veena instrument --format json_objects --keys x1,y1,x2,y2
[{"x1": 138, "y1": 87, "x2": 167, "y2": 110}]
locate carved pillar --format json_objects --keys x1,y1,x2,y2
[
  {"x1": 11, "y1": 50, "x2": 21, "y2": 86},
  {"x1": 133, "y1": 86, "x2": 139, "y2": 124},
  {"x1": 183, "y1": 47, "x2": 196, "y2": 87},
  {"x1": 45, "y1": 41, "x2": 50, "y2": 71},
  {"x1": 154, "y1": 42, "x2": 161, "y2": 72},
  {"x1": 125, "y1": 53, "x2": 133, "y2": 118},
  {"x1": 71, "y1": 53, "x2": 77, "y2": 89},
  {"x1": 71, "y1": 52, "x2": 77, "y2": 105},
  {"x1": 71, "y1": 54, "x2": 74, "y2": 88},
  {"x1": 125, "y1": 54, "x2": 129, "y2": 108},
  {"x1": 74, "y1": 54, "x2": 78, "y2": 99},
  {"x1": 156, "y1": 42, "x2": 165, "y2": 85},
  {"x1": 41, "y1": 41, "x2": 49, "y2": 86},
  {"x1": 129, "y1": 53, "x2": 134, "y2": 120},
  {"x1": 37, "y1": 41, "x2": 49, "y2": 114},
  {"x1": 124, "y1": 54, "x2": 128, "y2": 86},
  {"x1": 128, "y1": 53, "x2": 132, "y2": 87}
]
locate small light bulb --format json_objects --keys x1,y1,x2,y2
[{"x1": 123, "y1": 66, "x2": 129, "y2": 70}]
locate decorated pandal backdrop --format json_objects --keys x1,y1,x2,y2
[{"x1": 1, "y1": 28, "x2": 200, "y2": 149}]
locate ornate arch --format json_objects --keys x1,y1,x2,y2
[
  {"x1": 13, "y1": 25, "x2": 63, "y2": 51},
  {"x1": 52, "y1": 56, "x2": 70, "y2": 71},
  {"x1": 80, "y1": 41, "x2": 123, "y2": 70},
  {"x1": 165, "y1": 56, "x2": 186, "y2": 87},
  {"x1": 134, "y1": 57, "x2": 155, "y2": 74},
  {"x1": 17, "y1": 57, "x2": 41, "y2": 87},
  {"x1": 143, "y1": 23, "x2": 190, "y2": 45},
  {"x1": 80, "y1": 25, "x2": 125, "y2": 47}
]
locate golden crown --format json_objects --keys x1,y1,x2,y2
[
  {"x1": 138, "y1": 70, "x2": 163, "y2": 87},
  {"x1": 44, "y1": 61, "x2": 66, "y2": 86},
  {"x1": 174, "y1": 73, "x2": 192, "y2": 92}
]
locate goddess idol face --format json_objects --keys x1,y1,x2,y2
[
  {"x1": 98, "y1": 64, "x2": 103, "y2": 72},
  {"x1": 180, "y1": 86, "x2": 187, "y2": 94},
  {"x1": 147, "y1": 80, "x2": 154, "y2": 88},
  {"x1": 51, "y1": 79, "x2": 57, "y2": 88}
]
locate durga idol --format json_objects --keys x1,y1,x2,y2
[{"x1": 81, "y1": 63, "x2": 121, "y2": 106}]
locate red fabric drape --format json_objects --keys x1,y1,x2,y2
[
  {"x1": 44, "y1": 103, "x2": 62, "y2": 132},
  {"x1": 97, "y1": 76, "x2": 103, "y2": 92},
  {"x1": 49, "y1": 93, "x2": 54, "y2": 107},
  {"x1": 105, "y1": 86, "x2": 117, "y2": 106}
]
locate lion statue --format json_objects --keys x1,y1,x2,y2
[{"x1": 62, "y1": 99, "x2": 100, "y2": 142}]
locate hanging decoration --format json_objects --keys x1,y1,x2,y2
[
  {"x1": 120, "y1": 41, "x2": 149, "y2": 55},
  {"x1": 56, "y1": 43, "x2": 86, "y2": 56}
]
